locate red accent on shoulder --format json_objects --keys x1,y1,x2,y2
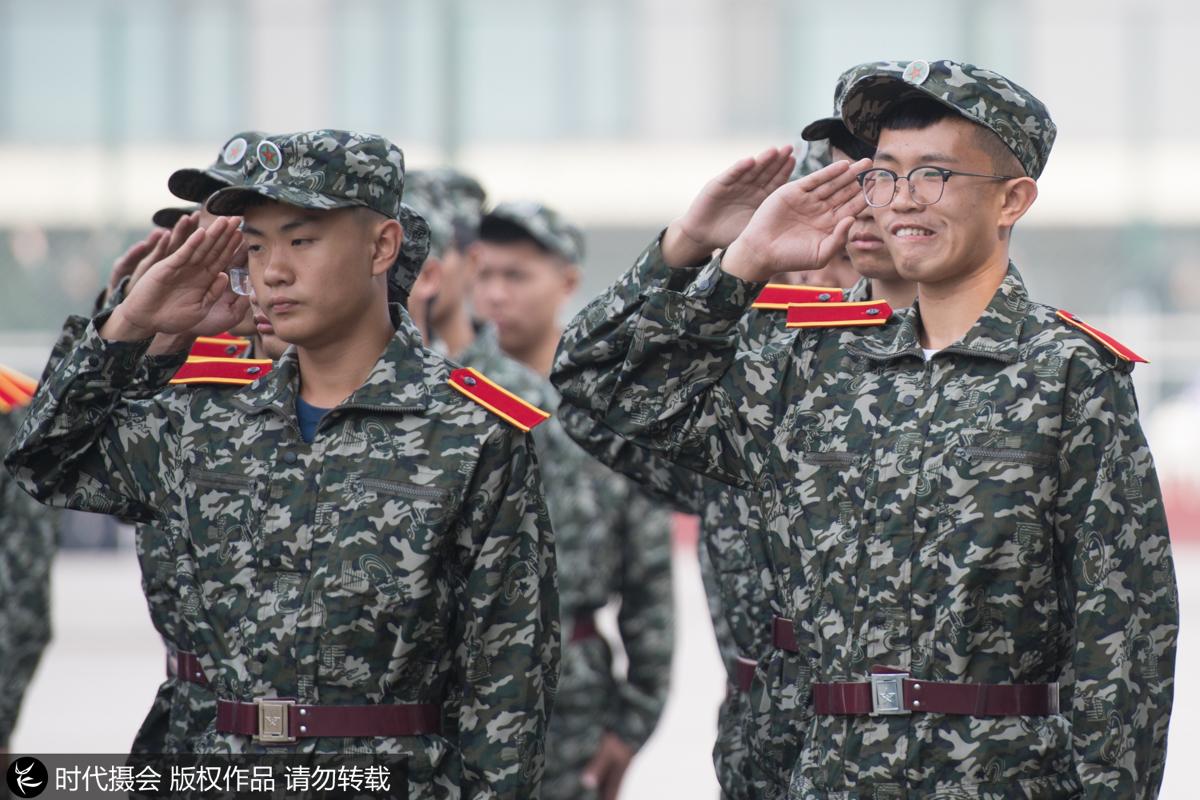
[
  {"x1": 189, "y1": 335, "x2": 252, "y2": 359},
  {"x1": 786, "y1": 300, "x2": 892, "y2": 329},
  {"x1": 170, "y1": 357, "x2": 274, "y2": 386},
  {"x1": 752, "y1": 284, "x2": 844, "y2": 310},
  {"x1": 1056, "y1": 310, "x2": 1148, "y2": 364},
  {"x1": 0, "y1": 365, "x2": 37, "y2": 412},
  {"x1": 448, "y1": 367, "x2": 551, "y2": 432}
]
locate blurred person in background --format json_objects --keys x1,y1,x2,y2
[{"x1": 472, "y1": 200, "x2": 674, "y2": 800}]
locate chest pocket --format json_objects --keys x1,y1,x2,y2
[
  {"x1": 331, "y1": 474, "x2": 458, "y2": 604},
  {"x1": 183, "y1": 463, "x2": 261, "y2": 578}
]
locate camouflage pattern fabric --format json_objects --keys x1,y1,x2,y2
[
  {"x1": 457, "y1": 325, "x2": 674, "y2": 800},
  {"x1": 481, "y1": 201, "x2": 586, "y2": 264},
  {"x1": 840, "y1": 59, "x2": 1057, "y2": 179},
  {"x1": 552, "y1": 252, "x2": 1177, "y2": 798},
  {"x1": 555, "y1": 238, "x2": 805, "y2": 798},
  {"x1": 40, "y1": 307, "x2": 218, "y2": 755},
  {"x1": 0, "y1": 408, "x2": 55, "y2": 747},
  {"x1": 5, "y1": 309, "x2": 559, "y2": 798}
]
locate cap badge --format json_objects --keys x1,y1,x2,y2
[
  {"x1": 222, "y1": 137, "x2": 248, "y2": 166},
  {"x1": 903, "y1": 60, "x2": 931, "y2": 86},
  {"x1": 257, "y1": 140, "x2": 283, "y2": 172}
]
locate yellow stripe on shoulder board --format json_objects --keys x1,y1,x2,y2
[{"x1": 448, "y1": 367, "x2": 551, "y2": 432}]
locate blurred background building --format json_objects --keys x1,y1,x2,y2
[{"x1": 2, "y1": 0, "x2": 1199, "y2": 795}]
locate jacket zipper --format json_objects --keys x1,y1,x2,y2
[
  {"x1": 958, "y1": 446, "x2": 1055, "y2": 467},
  {"x1": 360, "y1": 477, "x2": 449, "y2": 501}
]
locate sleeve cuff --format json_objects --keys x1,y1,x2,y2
[
  {"x1": 82, "y1": 311, "x2": 157, "y2": 385},
  {"x1": 680, "y1": 251, "x2": 766, "y2": 320},
  {"x1": 642, "y1": 230, "x2": 705, "y2": 293}
]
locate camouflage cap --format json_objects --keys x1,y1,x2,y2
[
  {"x1": 791, "y1": 139, "x2": 835, "y2": 180},
  {"x1": 168, "y1": 131, "x2": 265, "y2": 203},
  {"x1": 403, "y1": 171, "x2": 458, "y2": 260},
  {"x1": 205, "y1": 129, "x2": 410, "y2": 219},
  {"x1": 480, "y1": 201, "x2": 584, "y2": 264},
  {"x1": 799, "y1": 61, "x2": 890, "y2": 143},
  {"x1": 840, "y1": 59, "x2": 1056, "y2": 179},
  {"x1": 151, "y1": 205, "x2": 197, "y2": 229},
  {"x1": 426, "y1": 167, "x2": 487, "y2": 248},
  {"x1": 391, "y1": 203, "x2": 431, "y2": 304}
]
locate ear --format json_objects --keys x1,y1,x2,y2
[
  {"x1": 561, "y1": 262, "x2": 581, "y2": 294},
  {"x1": 370, "y1": 219, "x2": 405, "y2": 278},
  {"x1": 998, "y1": 177, "x2": 1038, "y2": 230},
  {"x1": 409, "y1": 256, "x2": 443, "y2": 304}
]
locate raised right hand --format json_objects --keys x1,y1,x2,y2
[
  {"x1": 102, "y1": 216, "x2": 244, "y2": 341},
  {"x1": 722, "y1": 158, "x2": 872, "y2": 283},
  {"x1": 662, "y1": 146, "x2": 796, "y2": 267}
]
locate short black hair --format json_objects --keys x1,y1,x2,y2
[
  {"x1": 828, "y1": 125, "x2": 874, "y2": 161},
  {"x1": 477, "y1": 216, "x2": 555, "y2": 257},
  {"x1": 880, "y1": 97, "x2": 1025, "y2": 177}
]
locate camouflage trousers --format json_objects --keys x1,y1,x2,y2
[{"x1": 542, "y1": 634, "x2": 625, "y2": 800}]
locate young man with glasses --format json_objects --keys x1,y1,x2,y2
[{"x1": 553, "y1": 60, "x2": 1176, "y2": 797}]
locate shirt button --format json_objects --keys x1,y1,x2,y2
[
  {"x1": 463, "y1": 376, "x2": 477, "y2": 387},
  {"x1": 880, "y1": 508, "x2": 893, "y2": 522},
  {"x1": 283, "y1": 451, "x2": 298, "y2": 465},
  {"x1": 899, "y1": 395, "x2": 916, "y2": 407},
  {"x1": 818, "y1": 292, "x2": 832, "y2": 302}
]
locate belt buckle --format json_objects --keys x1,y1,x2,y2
[
  {"x1": 869, "y1": 672, "x2": 909, "y2": 716},
  {"x1": 254, "y1": 698, "x2": 296, "y2": 744}
]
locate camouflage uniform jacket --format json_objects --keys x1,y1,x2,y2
[
  {"x1": 81, "y1": 285, "x2": 218, "y2": 754},
  {"x1": 552, "y1": 255, "x2": 1177, "y2": 799},
  {"x1": 0, "y1": 407, "x2": 55, "y2": 747},
  {"x1": 557, "y1": 243, "x2": 877, "y2": 798},
  {"x1": 459, "y1": 326, "x2": 673, "y2": 754},
  {"x1": 6, "y1": 312, "x2": 560, "y2": 799}
]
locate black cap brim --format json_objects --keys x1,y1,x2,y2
[
  {"x1": 800, "y1": 116, "x2": 849, "y2": 142},
  {"x1": 168, "y1": 168, "x2": 231, "y2": 204},
  {"x1": 152, "y1": 206, "x2": 197, "y2": 229},
  {"x1": 206, "y1": 184, "x2": 366, "y2": 216}
]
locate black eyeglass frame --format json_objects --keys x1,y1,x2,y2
[{"x1": 856, "y1": 166, "x2": 1021, "y2": 207}]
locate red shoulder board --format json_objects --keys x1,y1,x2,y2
[
  {"x1": 1056, "y1": 310, "x2": 1148, "y2": 364},
  {"x1": 752, "y1": 283, "x2": 844, "y2": 310},
  {"x1": 0, "y1": 364, "x2": 37, "y2": 413},
  {"x1": 786, "y1": 300, "x2": 892, "y2": 329},
  {"x1": 170, "y1": 357, "x2": 274, "y2": 386},
  {"x1": 448, "y1": 367, "x2": 551, "y2": 432},
  {"x1": 189, "y1": 334, "x2": 252, "y2": 359}
]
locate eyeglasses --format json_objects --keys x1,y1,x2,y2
[
  {"x1": 228, "y1": 267, "x2": 251, "y2": 296},
  {"x1": 856, "y1": 166, "x2": 1019, "y2": 208}
]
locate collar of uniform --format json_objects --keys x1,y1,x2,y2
[
  {"x1": 843, "y1": 276, "x2": 872, "y2": 303},
  {"x1": 231, "y1": 317, "x2": 433, "y2": 417},
  {"x1": 847, "y1": 263, "x2": 1027, "y2": 364}
]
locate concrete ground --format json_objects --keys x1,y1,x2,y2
[{"x1": 10, "y1": 543, "x2": 1198, "y2": 798}]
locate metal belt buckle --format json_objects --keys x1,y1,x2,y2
[
  {"x1": 870, "y1": 673, "x2": 909, "y2": 716},
  {"x1": 254, "y1": 698, "x2": 296, "y2": 744}
]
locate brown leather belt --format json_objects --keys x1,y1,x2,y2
[
  {"x1": 166, "y1": 650, "x2": 210, "y2": 688},
  {"x1": 734, "y1": 656, "x2": 757, "y2": 693},
  {"x1": 570, "y1": 612, "x2": 599, "y2": 644},
  {"x1": 216, "y1": 699, "x2": 442, "y2": 744},
  {"x1": 772, "y1": 615, "x2": 799, "y2": 653},
  {"x1": 813, "y1": 670, "x2": 1059, "y2": 716}
]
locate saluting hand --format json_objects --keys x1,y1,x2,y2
[
  {"x1": 101, "y1": 216, "x2": 245, "y2": 342},
  {"x1": 722, "y1": 157, "x2": 872, "y2": 283},
  {"x1": 662, "y1": 145, "x2": 796, "y2": 267}
]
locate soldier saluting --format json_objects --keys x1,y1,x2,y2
[
  {"x1": 6, "y1": 130, "x2": 559, "y2": 798},
  {"x1": 553, "y1": 61, "x2": 1177, "y2": 797}
]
